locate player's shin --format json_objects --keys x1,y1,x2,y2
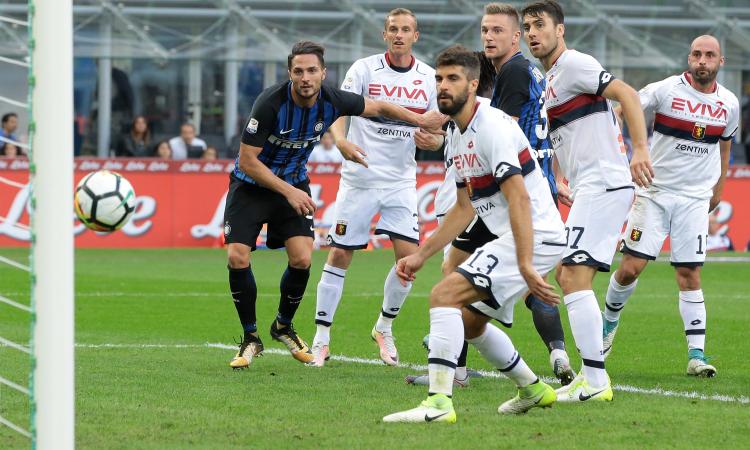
[
  {"x1": 467, "y1": 323, "x2": 537, "y2": 387},
  {"x1": 276, "y1": 265, "x2": 310, "y2": 325},
  {"x1": 526, "y1": 294, "x2": 566, "y2": 352},
  {"x1": 313, "y1": 264, "x2": 347, "y2": 345},
  {"x1": 228, "y1": 265, "x2": 258, "y2": 336},
  {"x1": 565, "y1": 290, "x2": 608, "y2": 388},
  {"x1": 679, "y1": 290, "x2": 706, "y2": 354},
  {"x1": 427, "y1": 307, "x2": 464, "y2": 396},
  {"x1": 377, "y1": 265, "x2": 412, "y2": 331},
  {"x1": 605, "y1": 273, "x2": 637, "y2": 322}
]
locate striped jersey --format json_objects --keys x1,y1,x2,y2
[
  {"x1": 340, "y1": 53, "x2": 437, "y2": 188},
  {"x1": 235, "y1": 81, "x2": 364, "y2": 185},
  {"x1": 545, "y1": 50, "x2": 631, "y2": 194},
  {"x1": 448, "y1": 101, "x2": 563, "y2": 238},
  {"x1": 491, "y1": 51, "x2": 555, "y2": 195},
  {"x1": 638, "y1": 72, "x2": 739, "y2": 200}
]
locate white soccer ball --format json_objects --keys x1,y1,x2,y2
[{"x1": 74, "y1": 170, "x2": 136, "y2": 232}]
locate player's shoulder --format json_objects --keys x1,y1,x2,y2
[
  {"x1": 716, "y1": 82, "x2": 740, "y2": 108},
  {"x1": 561, "y1": 49, "x2": 601, "y2": 68},
  {"x1": 256, "y1": 81, "x2": 288, "y2": 106},
  {"x1": 412, "y1": 57, "x2": 436, "y2": 76},
  {"x1": 355, "y1": 53, "x2": 387, "y2": 70},
  {"x1": 475, "y1": 102, "x2": 520, "y2": 135}
]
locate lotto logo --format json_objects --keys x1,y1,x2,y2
[
  {"x1": 495, "y1": 163, "x2": 511, "y2": 179},
  {"x1": 571, "y1": 254, "x2": 589, "y2": 263},
  {"x1": 473, "y1": 275, "x2": 489, "y2": 288},
  {"x1": 691, "y1": 319, "x2": 703, "y2": 326},
  {"x1": 599, "y1": 71, "x2": 613, "y2": 85}
]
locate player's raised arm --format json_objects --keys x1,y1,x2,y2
[
  {"x1": 360, "y1": 97, "x2": 447, "y2": 133},
  {"x1": 601, "y1": 80, "x2": 654, "y2": 187},
  {"x1": 328, "y1": 116, "x2": 368, "y2": 168}
]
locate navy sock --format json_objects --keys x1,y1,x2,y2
[
  {"x1": 228, "y1": 266, "x2": 257, "y2": 334},
  {"x1": 276, "y1": 265, "x2": 310, "y2": 325},
  {"x1": 525, "y1": 294, "x2": 566, "y2": 351},
  {"x1": 457, "y1": 340, "x2": 469, "y2": 367}
]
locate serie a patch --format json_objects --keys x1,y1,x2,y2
[
  {"x1": 630, "y1": 227, "x2": 643, "y2": 242},
  {"x1": 335, "y1": 221, "x2": 347, "y2": 236}
]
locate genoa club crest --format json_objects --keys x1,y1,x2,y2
[
  {"x1": 630, "y1": 227, "x2": 643, "y2": 242},
  {"x1": 692, "y1": 122, "x2": 706, "y2": 140},
  {"x1": 335, "y1": 221, "x2": 347, "y2": 236}
]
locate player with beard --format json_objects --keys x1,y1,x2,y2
[
  {"x1": 603, "y1": 35, "x2": 739, "y2": 377},
  {"x1": 225, "y1": 41, "x2": 445, "y2": 369},
  {"x1": 522, "y1": 0, "x2": 653, "y2": 402},
  {"x1": 384, "y1": 45, "x2": 566, "y2": 423}
]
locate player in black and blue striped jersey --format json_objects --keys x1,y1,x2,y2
[{"x1": 224, "y1": 40, "x2": 445, "y2": 370}]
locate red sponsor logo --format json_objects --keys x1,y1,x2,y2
[
  {"x1": 670, "y1": 98, "x2": 727, "y2": 120},
  {"x1": 413, "y1": 79, "x2": 422, "y2": 85},
  {"x1": 452, "y1": 153, "x2": 482, "y2": 171},
  {"x1": 367, "y1": 84, "x2": 428, "y2": 101}
]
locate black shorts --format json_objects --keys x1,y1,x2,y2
[
  {"x1": 223, "y1": 175, "x2": 314, "y2": 250},
  {"x1": 451, "y1": 215, "x2": 497, "y2": 254}
]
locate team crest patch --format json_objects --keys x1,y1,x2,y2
[
  {"x1": 224, "y1": 221, "x2": 231, "y2": 237},
  {"x1": 630, "y1": 227, "x2": 643, "y2": 242},
  {"x1": 246, "y1": 118, "x2": 258, "y2": 134},
  {"x1": 314, "y1": 121, "x2": 325, "y2": 133},
  {"x1": 335, "y1": 221, "x2": 347, "y2": 236},
  {"x1": 692, "y1": 122, "x2": 706, "y2": 140}
]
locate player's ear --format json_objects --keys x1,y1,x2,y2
[
  {"x1": 413, "y1": 30, "x2": 419, "y2": 42},
  {"x1": 512, "y1": 30, "x2": 520, "y2": 46},
  {"x1": 287, "y1": 69, "x2": 292, "y2": 81},
  {"x1": 469, "y1": 78, "x2": 479, "y2": 94},
  {"x1": 321, "y1": 67, "x2": 327, "y2": 81},
  {"x1": 556, "y1": 23, "x2": 565, "y2": 38}
]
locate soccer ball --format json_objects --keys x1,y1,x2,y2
[{"x1": 74, "y1": 170, "x2": 136, "y2": 232}]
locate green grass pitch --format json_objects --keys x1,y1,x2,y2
[{"x1": 1, "y1": 248, "x2": 748, "y2": 449}]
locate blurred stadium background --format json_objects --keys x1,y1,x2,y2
[{"x1": 1, "y1": 0, "x2": 749, "y2": 161}]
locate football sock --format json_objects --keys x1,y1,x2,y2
[
  {"x1": 313, "y1": 264, "x2": 347, "y2": 345},
  {"x1": 427, "y1": 307, "x2": 463, "y2": 396},
  {"x1": 467, "y1": 323, "x2": 536, "y2": 387},
  {"x1": 604, "y1": 273, "x2": 637, "y2": 322},
  {"x1": 457, "y1": 341, "x2": 468, "y2": 367},
  {"x1": 376, "y1": 265, "x2": 412, "y2": 332},
  {"x1": 276, "y1": 265, "x2": 310, "y2": 326},
  {"x1": 679, "y1": 290, "x2": 706, "y2": 353},
  {"x1": 565, "y1": 290, "x2": 607, "y2": 388},
  {"x1": 525, "y1": 294, "x2": 566, "y2": 351},
  {"x1": 228, "y1": 265, "x2": 257, "y2": 334}
]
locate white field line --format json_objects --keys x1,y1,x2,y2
[{"x1": 73, "y1": 342, "x2": 750, "y2": 405}]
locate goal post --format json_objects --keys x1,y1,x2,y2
[{"x1": 29, "y1": 0, "x2": 75, "y2": 448}]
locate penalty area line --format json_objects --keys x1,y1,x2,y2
[{"x1": 73, "y1": 342, "x2": 750, "y2": 405}]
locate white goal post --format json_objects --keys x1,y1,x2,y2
[{"x1": 30, "y1": 0, "x2": 75, "y2": 449}]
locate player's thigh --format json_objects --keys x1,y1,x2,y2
[
  {"x1": 562, "y1": 188, "x2": 634, "y2": 272},
  {"x1": 267, "y1": 180, "x2": 315, "y2": 250},
  {"x1": 442, "y1": 246, "x2": 472, "y2": 276},
  {"x1": 284, "y1": 235, "x2": 314, "y2": 269},
  {"x1": 327, "y1": 184, "x2": 380, "y2": 249},
  {"x1": 430, "y1": 272, "x2": 486, "y2": 309},
  {"x1": 620, "y1": 194, "x2": 670, "y2": 262},
  {"x1": 375, "y1": 187, "x2": 420, "y2": 245},
  {"x1": 669, "y1": 196, "x2": 710, "y2": 266},
  {"x1": 223, "y1": 177, "x2": 267, "y2": 251}
]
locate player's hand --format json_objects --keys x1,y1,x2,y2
[
  {"x1": 285, "y1": 187, "x2": 316, "y2": 216},
  {"x1": 557, "y1": 181, "x2": 574, "y2": 207},
  {"x1": 520, "y1": 265, "x2": 560, "y2": 306},
  {"x1": 396, "y1": 254, "x2": 426, "y2": 286},
  {"x1": 417, "y1": 110, "x2": 448, "y2": 135},
  {"x1": 337, "y1": 139, "x2": 368, "y2": 168},
  {"x1": 414, "y1": 129, "x2": 444, "y2": 151},
  {"x1": 709, "y1": 193, "x2": 721, "y2": 213},
  {"x1": 630, "y1": 146, "x2": 655, "y2": 188}
]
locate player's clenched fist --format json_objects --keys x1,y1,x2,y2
[
  {"x1": 396, "y1": 253, "x2": 426, "y2": 286},
  {"x1": 285, "y1": 188, "x2": 316, "y2": 216}
]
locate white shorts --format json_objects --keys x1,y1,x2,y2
[
  {"x1": 562, "y1": 188, "x2": 634, "y2": 272},
  {"x1": 621, "y1": 192, "x2": 709, "y2": 267},
  {"x1": 457, "y1": 232, "x2": 565, "y2": 327},
  {"x1": 327, "y1": 184, "x2": 419, "y2": 250}
]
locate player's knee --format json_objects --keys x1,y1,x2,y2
[
  {"x1": 675, "y1": 267, "x2": 701, "y2": 291},
  {"x1": 227, "y1": 246, "x2": 250, "y2": 269},
  {"x1": 288, "y1": 253, "x2": 312, "y2": 269},
  {"x1": 462, "y1": 309, "x2": 487, "y2": 340},
  {"x1": 327, "y1": 247, "x2": 352, "y2": 269},
  {"x1": 556, "y1": 267, "x2": 574, "y2": 292},
  {"x1": 616, "y1": 264, "x2": 640, "y2": 286}
]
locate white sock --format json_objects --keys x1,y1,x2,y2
[
  {"x1": 467, "y1": 323, "x2": 537, "y2": 387},
  {"x1": 564, "y1": 290, "x2": 607, "y2": 388},
  {"x1": 313, "y1": 264, "x2": 346, "y2": 345},
  {"x1": 454, "y1": 366, "x2": 468, "y2": 381},
  {"x1": 604, "y1": 273, "x2": 637, "y2": 322},
  {"x1": 376, "y1": 265, "x2": 412, "y2": 332},
  {"x1": 427, "y1": 307, "x2": 463, "y2": 396},
  {"x1": 679, "y1": 290, "x2": 706, "y2": 352}
]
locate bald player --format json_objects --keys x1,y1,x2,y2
[{"x1": 603, "y1": 35, "x2": 739, "y2": 378}]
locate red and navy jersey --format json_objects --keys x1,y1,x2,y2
[
  {"x1": 234, "y1": 81, "x2": 365, "y2": 185},
  {"x1": 491, "y1": 52, "x2": 555, "y2": 195}
]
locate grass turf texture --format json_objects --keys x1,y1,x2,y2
[{"x1": 1, "y1": 248, "x2": 748, "y2": 449}]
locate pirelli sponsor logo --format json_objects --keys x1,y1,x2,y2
[{"x1": 267, "y1": 134, "x2": 321, "y2": 149}]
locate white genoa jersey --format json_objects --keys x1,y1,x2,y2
[
  {"x1": 434, "y1": 96, "x2": 492, "y2": 218},
  {"x1": 545, "y1": 49, "x2": 631, "y2": 193},
  {"x1": 340, "y1": 53, "x2": 437, "y2": 189},
  {"x1": 449, "y1": 101, "x2": 563, "y2": 238},
  {"x1": 639, "y1": 72, "x2": 739, "y2": 200}
]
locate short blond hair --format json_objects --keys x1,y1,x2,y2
[
  {"x1": 385, "y1": 8, "x2": 418, "y2": 31},
  {"x1": 484, "y1": 3, "x2": 520, "y2": 28}
]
